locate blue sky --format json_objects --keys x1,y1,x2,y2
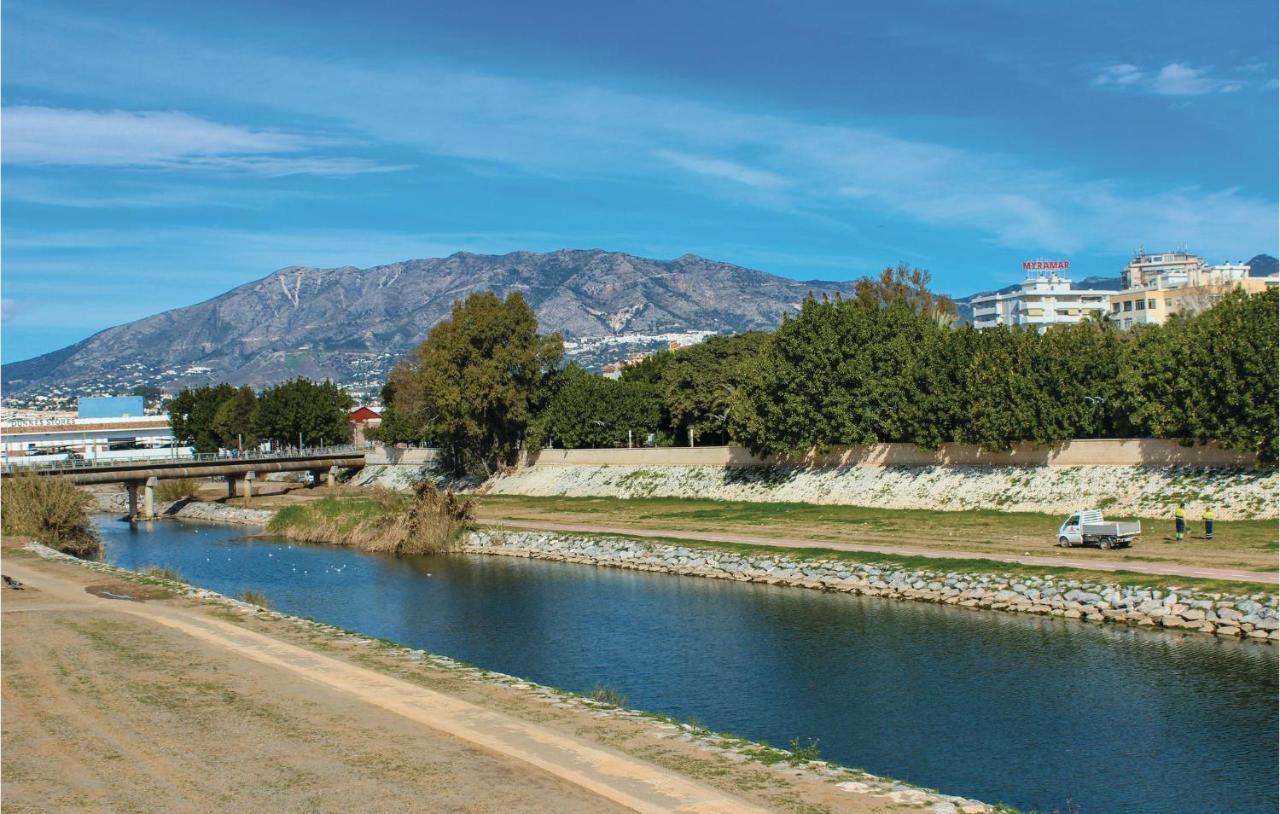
[{"x1": 3, "y1": 0, "x2": 1276, "y2": 362}]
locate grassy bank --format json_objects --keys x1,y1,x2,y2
[
  {"x1": 473, "y1": 494, "x2": 1279, "y2": 575},
  {"x1": 268, "y1": 485, "x2": 472, "y2": 554}
]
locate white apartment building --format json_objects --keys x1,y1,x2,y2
[
  {"x1": 971, "y1": 267, "x2": 1118, "y2": 332},
  {"x1": 1119, "y1": 250, "x2": 1208, "y2": 289}
]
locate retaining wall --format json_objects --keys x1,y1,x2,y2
[
  {"x1": 523, "y1": 439, "x2": 1259, "y2": 468},
  {"x1": 365, "y1": 447, "x2": 438, "y2": 466},
  {"x1": 465, "y1": 530, "x2": 1280, "y2": 642}
]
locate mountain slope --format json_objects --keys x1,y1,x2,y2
[
  {"x1": 3, "y1": 250, "x2": 849, "y2": 396},
  {"x1": 1246, "y1": 254, "x2": 1277, "y2": 278}
]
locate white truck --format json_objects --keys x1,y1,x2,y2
[{"x1": 1056, "y1": 510, "x2": 1141, "y2": 550}]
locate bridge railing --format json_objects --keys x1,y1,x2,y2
[{"x1": 1, "y1": 443, "x2": 371, "y2": 476}]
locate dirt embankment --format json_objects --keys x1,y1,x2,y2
[{"x1": 3, "y1": 545, "x2": 978, "y2": 813}]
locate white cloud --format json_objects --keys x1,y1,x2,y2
[
  {"x1": 1, "y1": 106, "x2": 405, "y2": 175},
  {"x1": 654, "y1": 150, "x2": 788, "y2": 190},
  {"x1": 3, "y1": 8, "x2": 1275, "y2": 261},
  {"x1": 1093, "y1": 64, "x2": 1144, "y2": 87},
  {"x1": 1093, "y1": 62, "x2": 1258, "y2": 96}
]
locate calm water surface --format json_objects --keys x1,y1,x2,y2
[{"x1": 97, "y1": 516, "x2": 1278, "y2": 814}]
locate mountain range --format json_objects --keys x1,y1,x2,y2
[
  {"x1": 2, "y1": 250, "x2": 849, "y2": 398},
  {"x1": 5, "y1": 250, "x2": 1275, "y2": 401}
]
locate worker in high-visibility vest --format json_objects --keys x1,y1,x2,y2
[
  {"x1": 1202, "y1": 508, "x2": 1215, "y2": 540},
  {"x1": 1174, "y1": 504, "x2": 1187, "y2": 541}
]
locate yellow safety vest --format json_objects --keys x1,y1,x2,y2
[
  {"x1": 1175, "y1": 507, "x2": 1186, "y2": 518},
  {"x1": 1203, "y1": 511, "x2": 1214, "y2": 520}
]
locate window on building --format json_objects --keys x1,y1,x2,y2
[
  {"x1": 1147, "y1": 299, "x2": 1157, "y2": 309},
  {"x1": 1112, "y1": 302, "x2": 1121, "y2": 313},
  {"x1": 1135, "y1": 300, "x2": 1145, "y2": 310},
  {"x1": 1123, "y1": 300, "x2": 1133, "y2": 312}
]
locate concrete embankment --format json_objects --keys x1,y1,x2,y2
[
  {"x1": 485, "y1": 462, "x2": 1278, "y2": 519},
  {"x1": 464, "y1": 530, "x2": 1280, "y2": 642}
]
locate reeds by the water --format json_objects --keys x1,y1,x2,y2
[
  {"x1": 267, "y1": 483, "x2": 473, "y2": 555},
  {"x1": 1, "y1": 472, "x2": 101, "y2": 558}
]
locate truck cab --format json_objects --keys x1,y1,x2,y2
[{"x1": 1057, "y1": 510, "x2": 1101, "y2": 547}]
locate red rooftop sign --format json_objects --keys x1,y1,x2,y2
[{"x1": 1023, "y1": 260, "x2": 1070, "y2": 270}]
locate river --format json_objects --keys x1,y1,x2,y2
[{"x1": 95, "y1": 516, "x2": 1278, "y2": 813}]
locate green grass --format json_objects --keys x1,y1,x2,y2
[
  {"x1": 478, "y1": 492, "x2": 1274, "y2": 532},
  {"x1": 270, "y1": 495, "x2": 404, "y2": 534},
  {"x1": 475, "y1": 493, "x2": 1279, "y2": 577}
]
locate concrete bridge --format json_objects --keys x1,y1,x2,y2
[{"x1": 2, "y1": 446, "x2": 366, "y2": 520}]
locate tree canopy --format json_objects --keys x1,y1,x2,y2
[
  {"x1": 370, "y1": 281, "x2": 1276, "y2": 464},
  {"x1": 528, "y1": 365, "x2": 666, "y2": 449},
  {"x1": 255, "y1": 378, "x2": 353, "y2": 447},
  {"x1": 169, "y1": 378, "x2": 352, "y2": 452},
  {"x1": 381, "y1": 291, "x2": 563, "y2": 475}
]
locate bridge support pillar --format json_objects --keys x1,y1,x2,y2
[
  {"x1": 143, "y1": 477, "x2": 157, "y2": 519},
  {"x1": 225, "y1": 475, "x2": 239, "y2": 500},
  {"x1": 327, "y1": 466, "x2": 338, "y2": 489},
  {"x1": 126, "y1": 481, "x2": 140, "y2": 522},
  {"x1": 243, "y1": 471, "x2": 255, "y2": 503}
]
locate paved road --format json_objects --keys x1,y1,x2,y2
[{"x1": 477, "y1": 519, "x2": 1280, "y2": 585}]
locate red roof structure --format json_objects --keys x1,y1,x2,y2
[{"x1": 349, "y1": 406, "x2": 382, "y2": 422}]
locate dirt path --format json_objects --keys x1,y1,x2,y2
[
  {"x1": 477, "y1": 519, "x2": 1280, "y2": 585},
  {"x1": 1, "y1": 558, "x2": 769, "y2": 814}
]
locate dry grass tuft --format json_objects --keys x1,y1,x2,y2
[
  {"x1": 1, "y1": 473, "x2": 101, "y2": 558},
  {"x1": 140, "y1": 565, "x2": 183, "y2": 583},
  {"x1": 156, "y1": 478, "x2": 202, "y2": 503}
]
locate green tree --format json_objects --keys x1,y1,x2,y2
[
  {"x1": 662, "y1": 332, "x2": 766, "y2": 445},
  {"x1": 386, "y1": 292, "x2": 563, "y2": 475},
  {"x1": 956, "y1": 327, "x2": 1049, "y2": 450},
  {"x1": 854, "y1": 263, "x2": 956, "y2": 318},
  {"x1": 1122, "y1": 289, "x2": 1278, "y2": 461},
  {"x1": 366, "y1": 379, "x2": 421, "y2": 445},
  {"x1": 1185, "y1": 288, "x2": 1278, "y2": 461},
  {"x1": 254, "y1": 379, "x2": 353, "y2": 448},
  {"x1": 168, "y1": 384, "x2": 237, "y2": 453},
  {"x1": 728, "y1": 294, "x2": 948, "y2": 454},
  {"x1": 619, "y1": 349, "x2": 674, "y2": 384},
  {"x1": 212, "y1": 386, "x2": 259, "y2": 450},
  {"x1": 528, "y1": 365, "x2": 666, "y2": 449}
]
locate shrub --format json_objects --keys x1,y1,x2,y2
[
  {"x1": 787, "y1": 737, "x2": 821, "y2": 765},
  {"x1": 395, "y1": 482, "x2": 475, "y2": 554},
  {"x1": 1, "y1": 473, "x2": 100, "y2": 558},
  {"x1": 156, "y1": 478, "x2": 201, "y2": 502},
  {"x1": 240, "y1": 589, "x2": 271, "y2": 608},
  {"x1": 589, "y1": 684, "x2": 627, "y2": 707},
  {"x1": 140, "y1": 565, "x2": 183, "y2": 582}
]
